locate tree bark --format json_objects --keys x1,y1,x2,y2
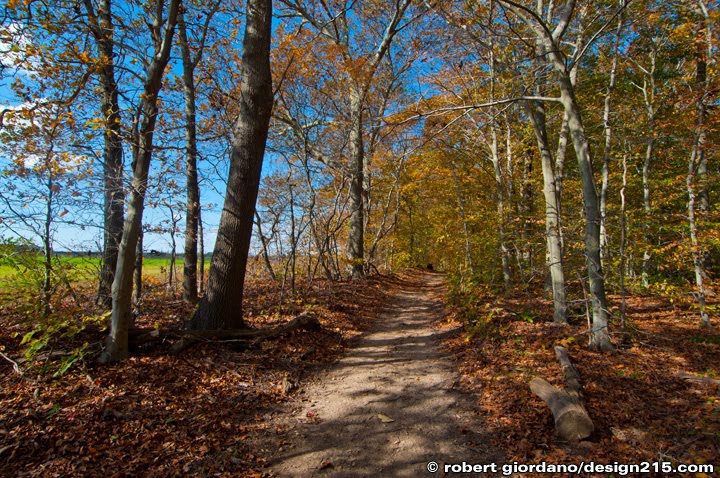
[
  {"x1": 133, "y1": 227, "x2": 143, "y2": 312},
  {"x1": 530, "y1": 346, "x2": 594, "y2": 441},
  {"x1": 188, "y1": 0, "x2": 273, "y2": 330},
  {"x1": 100, "y1": 0, "x2": 180, "y2": 363},
  {"x1": 347, "y1": 89, "x2": 365, "y2": 278},
  {"x1": 527, "y1": 100, "x2": 567, "y2": 324},
  {"x1": 83, "y1": 0, "x2": 125, "y2": 309},
  {"x1": 178, "y1": 11, "x2": 200, "y2": 303},
  {"x1": 619, "y1": 151, "x2": 628, "y2": 331},
  {"x1": 600, "y1": 12, "x2": 623, "y2": 267}
]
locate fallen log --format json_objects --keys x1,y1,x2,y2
[
  {"x1": 529, "y1": 346, "x2": 594, "y2": 442},
  {"x1": 678, "y1": 372, "x2": 720, "y2": 386}
]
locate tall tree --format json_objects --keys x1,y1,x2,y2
[
  {"x1": 599, "y1": 5, "x2": 625, "y2": 266},
  {"x1": 498, "y1": 0, "x2": 618, "y2": 350},
  {"x1": 527, "y1": 98, "x2": 567, "y2": 324},
  {"x1": 188, "y1": 0, "x2": 273, "y2": 330},
  {"x1": 177, "y1": 1, "x2": 220, "y2": 303},
  {"x1": 277, "y1": 0, "x2": 414, "y2": 278},
  {"x1": 101, "y1": 0, "x2": 181, "y2": 363},
  {"x1": 686, "y1": 0, "x2": 713, "y2": 327},
  {"x1": 82, "y1": 0, "x2": 125, "y2": 309}
]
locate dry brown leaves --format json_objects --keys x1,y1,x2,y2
[
  {"x1": 440, "y1": 290, "x2": 720, "y2": 474},
  {"x1": 0, "y1": 275, "x2": 391, "y2": 477}
]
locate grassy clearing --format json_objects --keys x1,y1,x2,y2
[{"x1": 0, "y1": 255, "x2": 208, "y2": 283}]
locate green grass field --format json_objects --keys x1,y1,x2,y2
[{"x1": 0, "y1": 255, "x2": 205, "y2": 282}]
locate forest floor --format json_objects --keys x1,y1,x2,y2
[
  {"x1": 1, "y1": 269, "x2": 719, "y2": 476},
  {"x1": 262, "y1": 271, "x2": 501, "y2": 477}
]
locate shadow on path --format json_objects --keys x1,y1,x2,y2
[{"x1": 267, "y1": 271, "x2": 502, "y2": 477}]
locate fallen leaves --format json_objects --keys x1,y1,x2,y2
[
  {"x1": 0, "y1": 275, "x2": 391, "y2": 477},
  {"x1": 442, "y1": 290, "x2": 720, "y2": 468},
  {"x1": 377, "y1": 413, "x2": 395, "y2": 423}
]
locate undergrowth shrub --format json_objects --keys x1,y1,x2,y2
[
  {"x1": 0, "y1": 237, "x2": 100, "y2": 376},
  {"x1": 447, "y1": 272, "x2": 501, "y2": 341}
]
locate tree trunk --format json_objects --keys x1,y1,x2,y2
[
  {"x1": 695, "y1": 10, "x2": 711, "y2": 215},
  {"x1": 84, "y1": 0, "x2": 125, "y2": 309},
  {"x1": 557, "y1": 75, "x2": 613, "y2": 351},
  {"x1": 188, "y1": 0, "x2": 273, "y2": 330},
  {"x1": 489, "y1": 50, "x2": 511, "y2": 289},
  {"x1": 347, "y1": 89, "x2": 365, "y2": 279},
  {"x1": 168, "y1": 221, "x2": 177, "y2": 292},
  {"x1": 178, "y1": 11, "x2": 200, "y2": 303},
  {"x1": 198, "y1": 207, "x2": 205, "y2": 295},
  {"x1": 619, "y1": 151, "x2": 628, "y2": 332},
  {"x1": 640, "y1": 50, "x2": 657, "y2": 287},
  {"x1": 687, "y1": 148, "x2": 709, "y2": 327},
  {"x1": 289, "y1": 181, "x2": 297, "y2": 294},
  {"x1": 101, "y1": 0, "x2": 180, "y2": 363},
  {"x1": 642, "y1": 134, "x2": 654, "y2": 286},
  {"x1": 43, "y1": 176, "x2": 54, "y2": 318},
  {"x1": 255, "y1": 211, "x2": 277, "y2": 280},
  {"x1": 132, "y1": 228, "x2": 143, "y2": 315},
  {"x1": 518, "y1": 147, "x2": 534, "y2": 277},
  {"x1": 687, "y1": 10, "x2": 711, "y2": 327},
  {"x1": 600, "y1": 13, "x2": 623, "y2": 267},
  {"x1": 528, "y1": 100, "x2": 567, "y2": 324}
]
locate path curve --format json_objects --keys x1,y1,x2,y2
[{"x1": 268, "y1": 272, "x2": 501, "y2": 477}]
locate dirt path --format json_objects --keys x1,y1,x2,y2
[{"x1": 267, "y1": 272, "x2": 501, "y2": 477}]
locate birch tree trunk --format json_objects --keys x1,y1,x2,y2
[
  {"x1": 528, "y1": 99, "x2": 567, "y2": 324},
  {"x1": 600, "y1": 11, "x2": 624, "y2": 267},
  {"x1": 347, "y1": 89, "x2": 365, "y2": 278},
  {"x1": 188, "y1": 0, "x2": 273, "y2": 330},
  {"x1": 497, "y1": 0, "x2": 614, "y2": 350}
]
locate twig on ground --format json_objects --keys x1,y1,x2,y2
[{"x1": 0, "y1": 350, "x2": 23, "y2": 375}]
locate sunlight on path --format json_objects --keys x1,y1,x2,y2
[{"x1": 268, "y1": 272, "x2": 501, "y2": 477}]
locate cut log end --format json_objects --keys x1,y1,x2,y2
[{"x1": 530, "y1": 347, "x2": 595, "y2": 442}]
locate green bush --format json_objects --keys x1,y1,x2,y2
[{"x1": 1, "y1": 237, "x2": 99, "y2": 375}]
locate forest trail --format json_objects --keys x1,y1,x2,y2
[{"x1": 267, "y1": 271, "x2": 501, "y2": 477}]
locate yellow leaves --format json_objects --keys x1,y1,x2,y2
[
  {"x1": 78, "y1": 51, "x2": 92, "y2": 64},
  {"x1": 670, "y1": 23, "x2": 694, "y2": 42},
  {"x1": 85, "y1": 118, "x2": 104, "y2": 130}
]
